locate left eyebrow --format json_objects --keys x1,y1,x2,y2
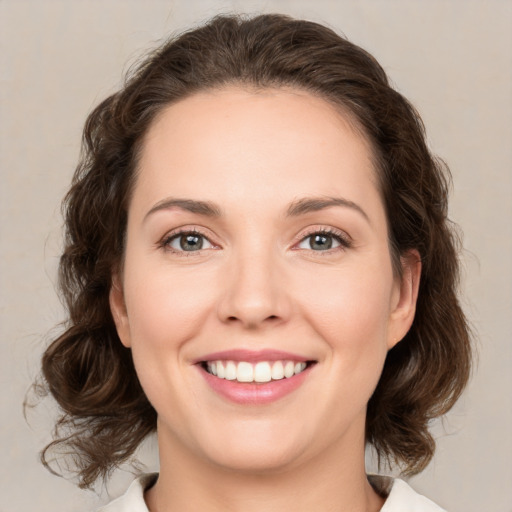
[
  {"x1": 286, "y1": 196, "x2": 370, "y2": 223},
  {"x1": 143, "y1": 195, "x2": 370, "y2": 224}
]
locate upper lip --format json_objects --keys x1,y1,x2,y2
[{"x1": 193, "y1": 349, "x2": 313, "y2": 364}]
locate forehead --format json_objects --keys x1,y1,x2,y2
[
  {"x1": 144, "y1": 86, "x2": 374, "y2": 162},
  {"x1": 133, "y1": 86, "x2": 383, "y2": 222}
]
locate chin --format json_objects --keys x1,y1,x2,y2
[
  {"x1": 206, "y1": 444, "x2": 304, "y2": 475},
  {"x1": 194, "y1": 421, "x2": 309, "y2": 474}
]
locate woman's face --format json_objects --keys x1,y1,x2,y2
[{"x1": 110, "y1": 87, "x2": 419, "y2": 473}]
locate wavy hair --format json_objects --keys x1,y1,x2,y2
[{"x1": 37, "y1": 13, "x2": 472, "y2": 488}]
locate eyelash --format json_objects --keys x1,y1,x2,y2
[
  {"x1": 158, "y1": 226, "x2": 352, "y2": 256},
  {"x1": 158, "y1": 228, "x2": 213, "y2": 257},
  {"x1": 295, "y1": 227, "x2": 352, "y2": 253}
]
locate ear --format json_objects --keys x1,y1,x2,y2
[
  {"x1": 387, "y1": 249, "x2": 421, "y2": 350},
  {"x1": 109, "y1": 273, "x2": 132, "y2": 348}
]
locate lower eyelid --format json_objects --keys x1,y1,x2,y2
[
  {"x1": 298, "y1": 236, "x2": 344, "y2": 251},
  {"x1": 296, "y1": 229, "x2": 351, "y2": 249},
  {"x1": 160, "y1": 229, "x2": 215, "y2": 252},
  {"x1": 159, "y1": 228, "x2": 351, "y2": 253}
]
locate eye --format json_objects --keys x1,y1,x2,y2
[
  {"x1": 163, "y1": 230, "x2": 214, "y2": 252},
  {"x1": 297, "y1": 230, "x2": 349, "y2": 251}
]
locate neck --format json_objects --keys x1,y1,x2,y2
[{"x1": 145, "y1": 421, "x2": 384, "y2": 512}]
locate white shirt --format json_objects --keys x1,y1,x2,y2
[{"x1": 98, "y1": 473, "x2": 446, "y2": 512}]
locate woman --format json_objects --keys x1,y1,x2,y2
[{"x1": 39, "y1": 13, "x2": 471, "y2": 511}]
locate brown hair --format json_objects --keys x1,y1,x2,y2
[{"x1": 38, "y1": 13, "x2": 472, "y2": 488}]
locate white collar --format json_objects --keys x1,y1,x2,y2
[{"x1": 99, "y1": 473, "x2": 446, "y2": 512}]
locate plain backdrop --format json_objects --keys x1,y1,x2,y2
[{"x1": 1, "y1": 1, "x2": 511, "y2": 511}]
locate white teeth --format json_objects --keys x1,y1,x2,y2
[
  {"x1": 237, "y1": 362, "x2": 254, "y2": 382},
  {"x1": 206, "y1": 361, "x2": 217, "y2": 375},
  {"x1": 271, "y1": 361, "x2": 284, "y2": 380},
  {"x1": 284, "y1": 361, "x2": 295, "y2": 378},
  {"x1": 295, "y1": 362, "x2": 306, "y2": 374},
  {"x1": 225, "y1": 361, "x2": 237, "y2": 380},
  {"x1": 254, "y1": 362, "x2": 272, "y2": 383},
  {"x1": 205, "y1": 359, "x2": 309, "y2": 383},
  {"x1": 216, "y1": 361, "x2": 225, "y2": 379}
]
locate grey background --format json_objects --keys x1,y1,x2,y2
[{"x1": 1, "y1": 1, "x2": 511, "y2": 511}]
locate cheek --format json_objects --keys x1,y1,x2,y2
[
  {"x1": 121, "y1": 265, "x2": 217, "y2": 402},
  {"x1": 122, "y1": 259, "x2": 216, "y2": 359},
  {"x1": 298, "y1": 260, "x2": 393, "y2": 382},
  {"x1": 303, "y1": 262, "x2": 392, "y2": 338},
  {"x1": 121, "y1": 261, "x2": 218, "y2": 419}
]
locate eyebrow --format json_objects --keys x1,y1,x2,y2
[
  {"x1": 144, "y1": 198, "x2": 222, "y2": 221},
  {"x1": 144, "y1": 196, "x2": 369, "y2": 223},
  {"x1": 286, "y1": 196, "x2": 370, "y2": 223}
]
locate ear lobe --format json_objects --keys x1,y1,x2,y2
[
  {"x1": 388, "y1": 249, "x2": 421, "y2": 349},
  {"x1": 109, "y1": 274, "x2": 132, "y2": 348}
]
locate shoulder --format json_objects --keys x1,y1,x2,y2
[
  {"x1": 96, "y1": 474, "x2": 157, "y2": 512},
  {"x1": 369, "y1": 475, "x2": 447, "y2": 512}
]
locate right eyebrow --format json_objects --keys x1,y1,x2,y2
[{"x1": 143, "y1": 197, "x2": 222, "y2": 222}]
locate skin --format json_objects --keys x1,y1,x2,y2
[{"x1": 110, "y1": 87, "x2": 421, "y2": 512}]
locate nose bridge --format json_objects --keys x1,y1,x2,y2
[{"x1": 217, "y1": 233, "x2": 290, "y2": 327}]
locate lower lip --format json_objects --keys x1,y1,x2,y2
[{"x1": 198, "y1": 365, "x2": 312, "y2": 405}]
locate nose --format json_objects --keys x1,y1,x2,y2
[{"x1": 216, "y1": 247, "x2": 292, "y2": 329}]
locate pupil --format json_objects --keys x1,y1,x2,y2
[
  {"x1": 180, "y1": 234, "x2": 203, "y2": 251},
  {"x1": 311, "y1": 234, "x2": 332, "y2": 250}
]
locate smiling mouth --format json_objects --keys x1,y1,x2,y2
[{"x1": 201, "y1": 360, "x2": 316, "y2": 384}]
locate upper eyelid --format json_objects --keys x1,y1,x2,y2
[
  {"x1": 160, "y1": 227, "x2": 217, "y2": 251},
  {"x1": 159, "y1": 225, "x2": 351, "y2": 249},
  {"x1": 293, "y1": 226, "x2": 352, "y2": 244}
]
